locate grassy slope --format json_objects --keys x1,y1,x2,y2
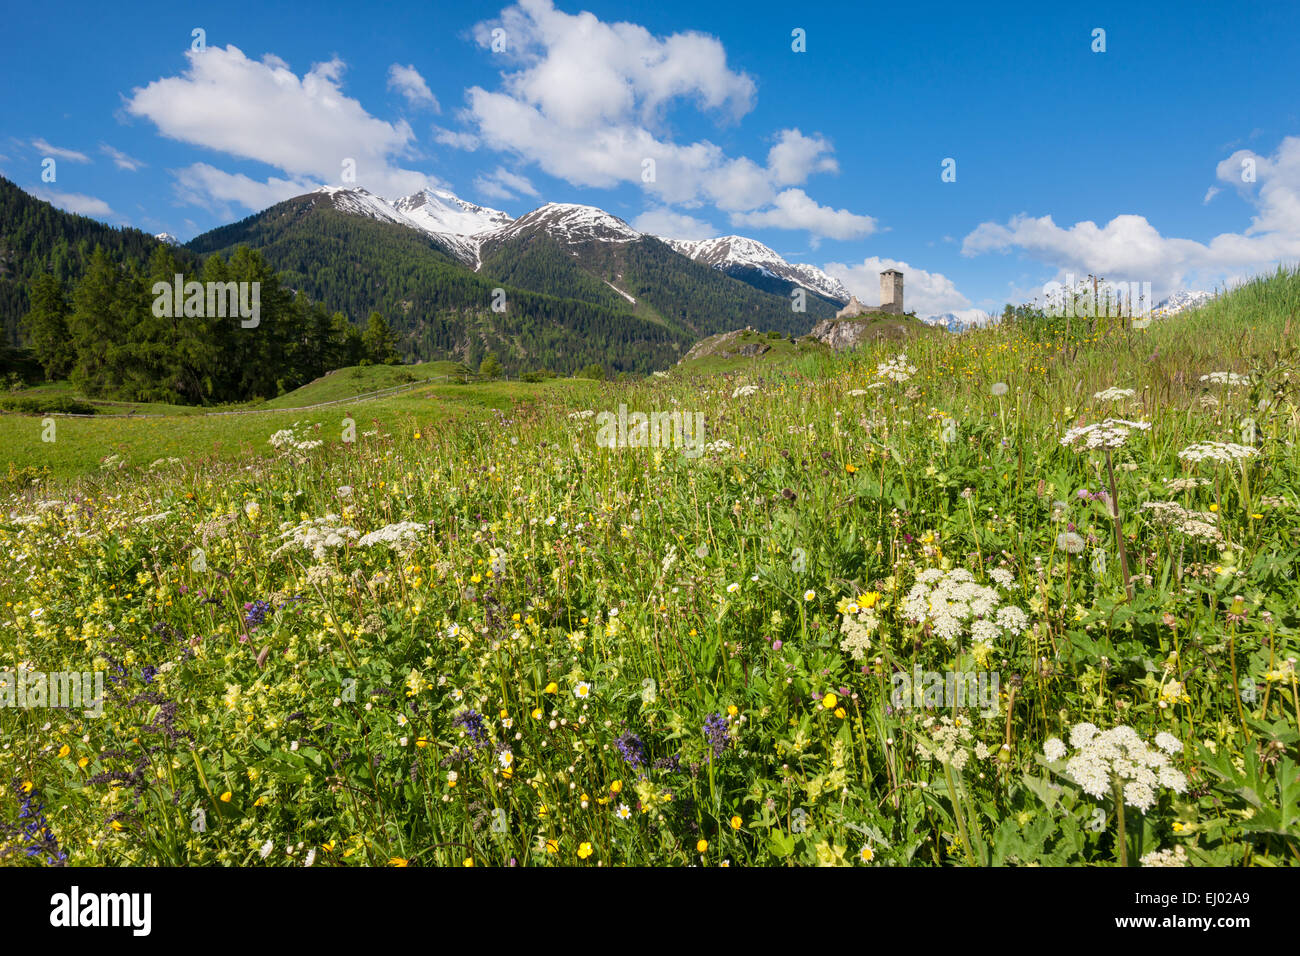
[
  {"x1": 257, "y1": 361, "x2": 474, "y2": 408},
  {"x1": 0, "y1": 375, "x2": 598, "y2": 484},
  {"x1": 2, "y1": 268, "x2": 1298, "y2": 867},
  {"x1": 673, "y1": 329, "x2": 831, "y2": 377},
  {"x1": 6, "y1": 266, "x2": 1294, "y2": 485}
]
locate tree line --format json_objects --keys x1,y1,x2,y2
[{"x1": 22, "y1": 243, "x2": 400, "y2": 405}]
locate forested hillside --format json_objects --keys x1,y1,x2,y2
[
  {"x1": 188, "y1": 196, "x2": 685, "y2": 374},
  {"x1": 0, "y1": 176, "x2": 197, "y2": 344}
]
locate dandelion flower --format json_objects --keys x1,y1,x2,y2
[{"x1": 1057, "y1": 532, "x2": 1085, "y2": 554}]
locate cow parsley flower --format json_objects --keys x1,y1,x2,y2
[
  {"x1": 273, "y1": 515, "x2": 359, "y2": 562},
  {"x1": 1093, "y1": 387, "x2": 1135, "y2": 401},
  {"x1": 1140, "y1": 845, "x2": 1189, "y2": 867},
  {"x1": 1059, "y1": 724, "x2": 1187, "y2": 812},
  {"x1": 875, "y1": 354, "x2": 917, "y2": 383},
  {"x1": 1140, "y1": 500, "x2": 1221, "y2": 543},
  {"x1": 357, "y1": 521, "x2": 426, "y2": 551},
  {"x1": 1060, "y1": 419, "x2": 1151, "y2": 451},
  {"x1": 1199, "y1": 371, "x2": 1250, "y2": 386},
  {"x1": 901, "y1": 567, "x2": 1026, "y2": 645},
  {"x1": 1154, "y1": 732, "x2": 1183, "y2": 754},
  {"x1": 1177, "y1": 442, "x2": 1257, "y2": 465}
]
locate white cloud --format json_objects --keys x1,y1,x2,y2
[
  {"x1": 822, "y1": 255, "x2": 974, "y2": 318},
  {"x1": 474, "y1": 0, "x2": 755, "y2": 129},
  {"x1": 766, "y1": 129, "x2": 837, "y2": 186},
  {"x1": 732, "y1": 189, "x2": 876, "y2": 241},
  {"x1": 962, "y1": 136, "x2": 1300, "y2": 300},
  {"x1": 101, "y1": 144, "x2": 146, "y2": 171},
  {"x1": 31, "y1": 187, "x2": 113, "y2": 217},
  {"x1": 1203, "y1": 186, "x2": 1220, "y2": 204},
  {"x1": 173, "y1": 163, "x2": 318, "y2": 213},
  {"x1": 452, "y1": 0, "x2": 869, "y2": 240},
  {"x1": 433, "y1": 126, "x2": 481, "y2": 150},
  {"x1": 472, "y1": 166, "x2": 539, "y2": 200},
  {"x1": 632, "y1": 207, "x2": 718, "y2": 239},
  {"x1": 32, "y1": 138, "x2": 90, "y2": 163},
  {"x1": 387, "y1": 64, "x2": 440, "y2": 111},
  {"x1": 124, "y1": 45, "x2": 433, "y2": 208}
]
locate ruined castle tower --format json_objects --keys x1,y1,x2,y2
[{"x1": 880, "y1": 269, "x2": 904, "y2": 314}]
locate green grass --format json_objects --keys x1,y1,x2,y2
[
  {"x1": 257, "y1": 361, "x2": 475, "y2": 408},
  {"x1": 2, "y1": 267, "x2": 1299, "y2": 868},
  {"x1": 673, "y1": 328, "x2": 831, "y2": 376},
  {"x1": 0, "y1": 376, "x2": 597, "y2": 484}
]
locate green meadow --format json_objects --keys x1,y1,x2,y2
[{"x1": 1, "y1": 268, "x2": 1298, "y2": 867}]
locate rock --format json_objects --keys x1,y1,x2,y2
[
  {"x1": 810, "y1": 316, "x2": 922, "y2": 351},
  {"x1": 678, "y1": 329, "x2": 772, "y2": 364}
]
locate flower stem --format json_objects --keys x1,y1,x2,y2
[
  {"x1": 1104, "y1": 450, "x2": 1134, "y2": 601},
  {"x1": 1113, "y1": 779, "x2": 1128, "y2": 867}
]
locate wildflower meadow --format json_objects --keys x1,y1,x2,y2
[{"x1": 2, "y1": 269, "x2": 1299, "y2": 868}]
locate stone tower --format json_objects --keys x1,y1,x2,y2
[{"x1": 880, "y1": 269, "x2": 903, "y2": 314}]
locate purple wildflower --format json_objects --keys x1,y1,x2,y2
[
  {"x1": 616, "y1": 731, "x2": 645, "y2": 768},
  {"x1": 243, "y1": 600, "x2": 273, "y2": 630},
  {"x1": 5, "y1": 780, "x2": 67, "y2": 866},
  {"x1": 703, "y1": 712, "x2": 731, "y2": 758},
  {"x1": 453, "y1": 709, "x2": 489, "y2": 748}
]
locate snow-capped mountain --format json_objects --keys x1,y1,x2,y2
[
  {"x1": 491, "y1": 202, "x2": 641, "y2": 245},
  {"x1": 311, "y1": 186, "x2": 513, "y2": 269},
  {"x1": 312, "y1": 186, "x2": 412, "y2": 227},
  {"x1": 311, "y1": 189, "x2": 643, "y2": 268},
  {"x1": 392, "y1": 188, "x2": 513, "y2": 236},
  {"x1": 308, "y1": 184, "x2": 849, "y2": 303},
  {"x1": 186, "y1": 181, "x2": 846, "y2": 350},
  {"x1": 391, "y1": 188, "x2": 513, "y2": 267},
  {"x1": 305, "y1": 185, "x2": 850, "y2": 314},
  {"x1": 923, "y1": 311, "x2": 995, "y2": 332},
  {"x1": 1035, "y1": 277, "x2": 1214, "y2": 319},
  {"x1": 155, "y1": 232, "x2": 180, "y2": 246},
  {"x1": 662, "y1": 235, "x2": 850, "y2": 304},
  {"x1": 1152, "y1": 290, "x2": 1214, "y2": 315}
]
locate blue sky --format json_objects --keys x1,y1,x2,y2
[{"x1": 3, "y1": 0, "x2": 1299, "y2": 318}]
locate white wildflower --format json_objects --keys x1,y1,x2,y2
[
  {"x1": 1093, "y1": 387, "x2": 1135, "y2": 401},
  {"x1": 1178, "y1": 442, "x2": 1257, "y2": 465},
  {"x1": 1060, "y1": 419, "x2": 1151, "y2": 451}
]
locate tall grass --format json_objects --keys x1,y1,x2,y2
[{"x1": 1, "y1": 269, "x2": 1297, "y2": 867}]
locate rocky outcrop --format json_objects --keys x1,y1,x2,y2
[
  {"x1": 678, "y1": 328, "x2": 773, "y2": 364},
  {"x1": 811, "y1": 315, "x2": 927, "y2": 351}
]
